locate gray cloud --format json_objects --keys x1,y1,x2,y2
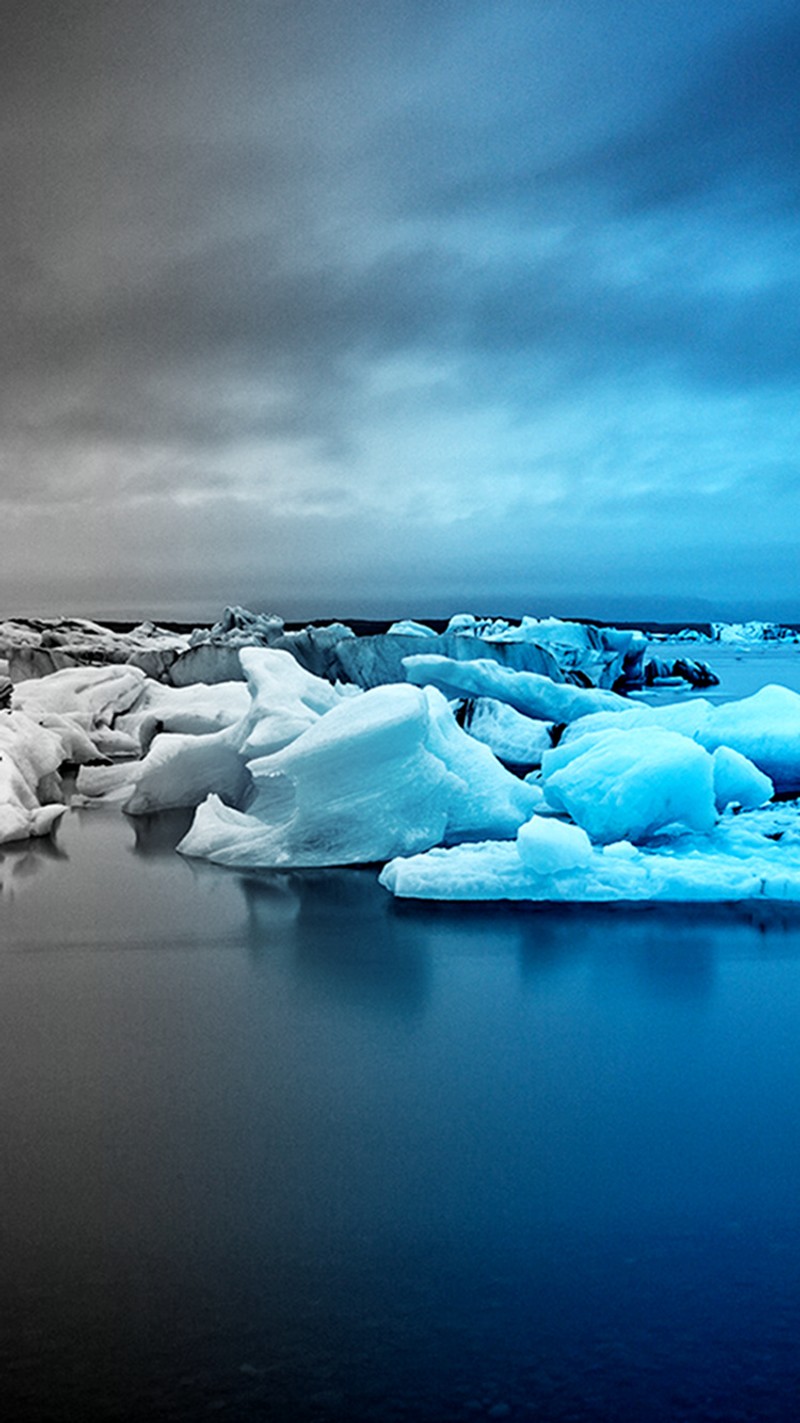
[{"x1": 2, "y1": 0, "x2": 800, "y2": 617}]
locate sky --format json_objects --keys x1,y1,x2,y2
[{"x1": 2, "y1": 0, "x2": 799, "y2": 623}]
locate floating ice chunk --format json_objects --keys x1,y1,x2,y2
[
  {"x1": 0, "y1": 711, "x2": 64, "y2": 790},
  {"x1": 696, "y1": 685, "x2": 800, "y2": 792},
  {"x1": 115, "y1": 679, "x2": 250, "y2": 747},
  {"x1": 339, "y1": 631, "x2": 562, "y2": 690},
  {"x1": 238, "y1": 646, "x2": 351, "y2": 758},
  {"x1": 516, "y1": 815, "x2": 592, "y2": 874},
  {"x1": 460, "y1": 698, "x2": 553, "y2": 766},
  {"x1": 12, "y1": 664, "x2": 150, "y2": 765},
  {"x1": 80, "y1": 649, "x2": 352, "y2": 814},
  {"x1": 0, "y1": 711, "x2": 67, "y2": 844},
  {"x1": 0, "y1": 794, "x2": 66, "y2": 844},
  {"x1": 124, "y1": 728, "x2": 248, "y2": 814},
  {"x1": 13, "y1": 664, "x2": 147, "y2": 724},
  {"x1": 77, "y1": 724, "x2": 248, "y2": 812},
  {"x1": 541, "y1": 727, "x2": 717, "y2": 844},
  {"x1": 75, "y1": 761, "x2": 142, "y2": 804},
  {"x1": 380, "y1": 803, "x2": 800, "y2": 901},
  {"x1": 387, "y1": 619, "x2": 437, "y2": 637},
  {"x1": 420, "y1": 687, "x2": 538, "y2": 842},
  {"x1": 712, "y1": 746, "x2": 773, "y2": 812},
  {"x1": 32, "y1": 711, "x2": 108, "y2": 765},
  {"x1": 178, "y1": 683, "x2": 537, "y2": 868},
  {"x1": 180, "y1": 686, "x2": 454, "y2": 868},
  {"x1": 712, "y1": 621, "x2": 798, "y2": 645},
  {"x1": 560, "y1": 698, "x2": 715, "y2": 746},
  {"x1": 403, "y1": 655, "x2": 627, "y2": 722}
]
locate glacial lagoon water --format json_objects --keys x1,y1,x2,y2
[{"x1": 2, "y1": 641, "x2": 800, "y2": 1420}]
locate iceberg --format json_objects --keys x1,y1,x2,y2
[
  {"x1": 237, "y1": 647, "x2": 352, "y2": 758},
  {"x1": 559, "y1": 698, "x2": 715, "y2": 745},
  {"x1": 458, "y1": 698, "x2": 554, "y2": 767},
  {"x1": 335, "y1": 630, "x2": 563, "y2": 690},
  {"x1": 77, "y1": 647, "x2": 353, "y2": 814},
  {"x1": 0, "y1": 616, "x2": 188, "y2": 680},
  {"x1": 711, "y1": 745, "x2": 773, "y2": 813},
  {"x1": 177, "y1": 684, "x2": 538, "y2": 868},
  {"x1": 0, "y1": 711, "x2": 68, "y2": 844},
  {"x1": 115, "y1": 679, "x2": 250, "y2": 749},
  {"x1": 516, "y1": 815, "x2": 593, "y2": 874},
  {"x1": 712, "y1": 621, "x2": 799, "y2": 645},
  {"x1": 403, "y1": 654, "x2": 628, "y2": 722},
  {"x1": 379, "y1": 802, "x2": 800, "y2": 902},
  {"x1": 540, "y1": 727, "x2": 718, "y2": 844},
  {"x1": 171, "y1": 606, "x2": 356, "y2": 684},
  {"x1": 696, "y1": 685, "x2": 800, "y2": 793}
]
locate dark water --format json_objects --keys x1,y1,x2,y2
[{"x1": 2, "y1": 810, "x2": 800, "y2": 1420}]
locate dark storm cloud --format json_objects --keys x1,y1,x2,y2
[{"x1": 552, "y1": 14, "x2": 800, "y2": 215}]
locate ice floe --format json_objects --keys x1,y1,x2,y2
[
  {"x1": 694, "y1": 685, "x2": 800, "y2": 794},
  {"x1": 379, "y1": 803, "x2": 800, "y2": 902},
  {"x1": 404, "y1": 654, "x2": 628, "y2": 722},
  {"x1": 76, "y1": 647, "x2": 354, "y2": 814}
]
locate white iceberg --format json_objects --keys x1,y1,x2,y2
[
  {"x1": 711, "y1": 745, "x2": 773, "y2": 813},
  {"x1": 177, "y1": 683, "x2": 538, "y2": 868},
  {"x1": 0, "y1": 711, "x2": 68, "y2": 844},
  {"x1": 76, "y1": 647, "x2": 353, "y2": 814},
  {"x1": 115, "y1": 679, "x2": 251, "y2": 749},
  {"x1": 559, "y1": 698, "x2": 715, "y2": 745},
  {"x1": 237, "y1": 646, "x2": 352, "y2": 758}
]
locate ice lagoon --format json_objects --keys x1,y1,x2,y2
[{"x1": 2, "y1": 618, "x2": 800, "y2": 1419}]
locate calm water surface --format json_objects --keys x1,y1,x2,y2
[{"x1": 2, "y1": 805, "x2": 800, "y2": 1421}]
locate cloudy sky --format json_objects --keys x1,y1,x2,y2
[{"x1": 3, "y1": 0, "x2": 799, "y2": 622}]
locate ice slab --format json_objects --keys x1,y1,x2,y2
[
  {"x1": 516, "y1": 815, "x2": 593, "y2": 874},
  {"x1": 696, "y1": 684, "x2": 800, "y2": 793},
  {"x1": 77, "y1": 648, "x2": 353, "y2": 813},
  {"x1": 380, "y1": 802, "x2": 800, "y2": 902},
  {"x1": 403, "y1": 654, "x2": 627, "y2": 722},
  {"x1": 712, "y1": 745, "x2": 773, "y2": 812},
  {"x1": 0, "y1": 711, "x2": 68, "y2": 844},
  {"x1": 460, "y1": 697, "x2": 554, "y2": 767}
]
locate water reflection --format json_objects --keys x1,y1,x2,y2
[
  {"x1": 126, "y1": 806, "x2": 195, "y2": 856},
  {"x1": 3, "y1": 809, "x2": 800, "y2": 1419},
  {"x1": 240, "y1": 869, "x2": 431, "y2": 1016},
  {"x1": 0, "y1": 836, "x2": 67, "y2": 900}
]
